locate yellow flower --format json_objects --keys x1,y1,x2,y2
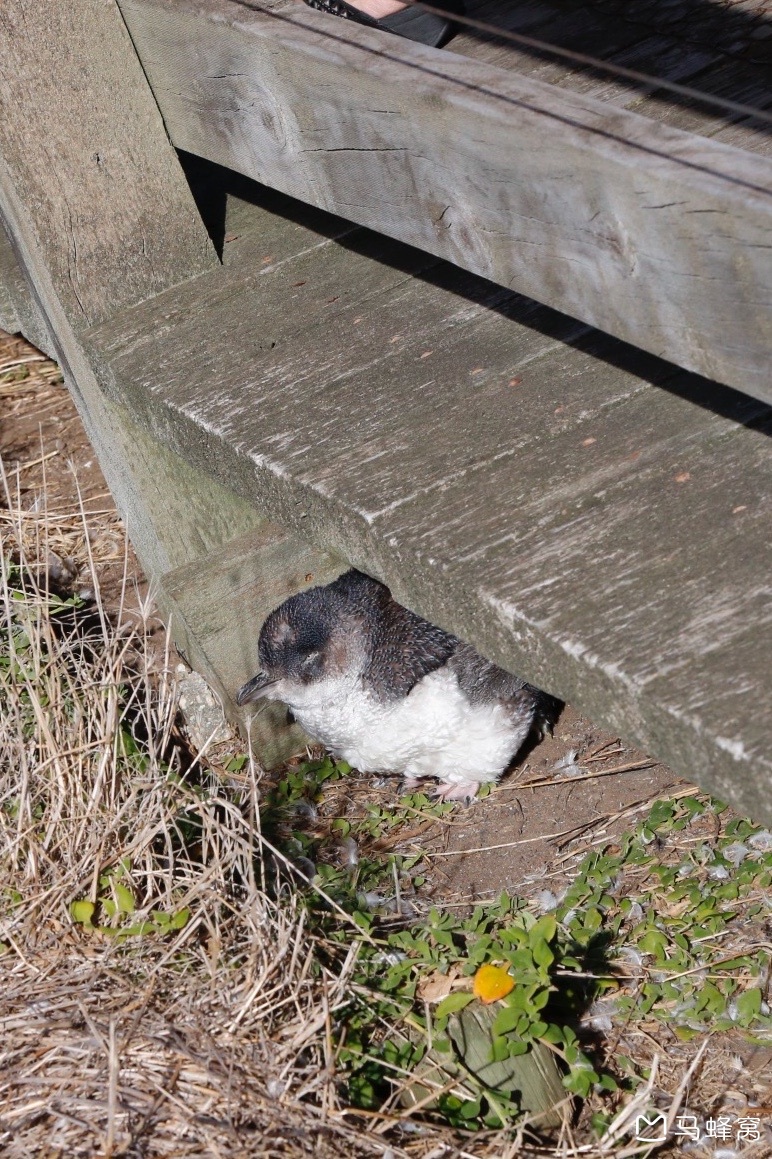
[{"x1": 473, "y1": 963, "x2": 514, "y2": 1004}]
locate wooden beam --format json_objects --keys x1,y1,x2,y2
[
  {"x1": 84, "y1": 189, "x2": 772, "y2": 825},
  {"x1": 0, "y1": 233, "x2": 22, "y2": 339},
  {"x1": 0, "y1": 2, "x2": 330, "y2": 766},
  {"x1": 0, "y1": 1, "x2": 216, "y2": 334},
  {"x1": 117, "y1": 0, "x2": 772, "y2": 403},
  {"x1": 0, "y1": 223, "x2": 55, "y2": 359},
  {"x1": 0, "y1": 0, "x2": 225, "y2": 580}
]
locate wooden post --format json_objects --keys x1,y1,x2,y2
[
  {"x1": 0, "y1": 0, "x2": 221, "y2": 574},
  {"x1": 0, "y1": 0, "x2": 325, "y2": 763},
  {"x1": 0, "y1": 224, "x2": 55, "y2": 359}
]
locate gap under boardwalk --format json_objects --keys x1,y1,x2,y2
[{"x1": 83, "y1": 162, "x2": 772, "y2": 824}]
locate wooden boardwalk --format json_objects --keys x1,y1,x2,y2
[
  {"x1": 84, "y1": 158, "x2": 772, "y2": 820},
  {"x1": 119, "y1": 0, "x2": 772, "y2": 398},
  {"x1": 1, "y1": 0, "x2": 770, "y2": 820}
]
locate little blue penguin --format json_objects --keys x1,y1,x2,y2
[{"x1": 236, "y1": 570, "x2": 560, "y2": 801}]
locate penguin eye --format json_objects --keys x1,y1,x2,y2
[{"x1": 301, "y1": 650, "x2": 320, "y2": 667}]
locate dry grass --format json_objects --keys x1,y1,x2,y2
[
  {"x1": 2, "y1": 339, "x2": 771, "y2": 1157},
  {"x1": 0, "y1": 459, "x2": 581, "y2": 1159},
  {"x1": 0, "y1": 396, "x2": 636, "y2": 1159},
  {"x1": 0, "y1": 469, "x2": 737, "y2": 1159},
  {"x1": 0, "y1": 463, "x2": 385, "y2": 1158}
]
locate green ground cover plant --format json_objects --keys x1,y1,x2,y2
[
  {"x1": 242, "y1": 758, "x2": 772, "y2": 1136},
  {"x1": 1, "y1": 423, "x2": 770, "y2": 1156}
]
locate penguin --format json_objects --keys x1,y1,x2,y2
[{"x1": 237, "y1": 570, "x2": 560, "y2": 801}]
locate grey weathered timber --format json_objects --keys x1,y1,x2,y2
[
  {"x1": 0, "y1": 0, "x2": 217, "y2": 486},
  {"x1": 0, "y1": 0, "x2": 322, "y2": 765},
  {"x1": 83, "y1": 190, "x2": 772, "y2": 825},
  {"x1": 117, "y1": 0, "x2": 772, "y2": 402},
  {"x1": 0, "y1": 0, "x2": 237, "y2": 580},
  {"x1": 161, "y1": 524, "x2": 347, "y2": 766},
  {"x1": 0, "y1": 228, "x2": 21, "y2": 340},
  {"x1": 0, "y1": 1, "x2": 215, "y2": 332},
  {"x1": 3, "y1": 0, "x2": 770, "y2": 813},
  {"x1": 0, "y1": 225, "x2": 55, "y2": 360}
]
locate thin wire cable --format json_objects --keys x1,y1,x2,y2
[
  {"x1": 232, "y1": 0, "x2": 769, "y2": 194},
  {"x1": 379, "y1": 0, "x2": 772, "y2": 126},
  {"x1": 232, "y1": 0, "x2": 772, "y2": 193}
]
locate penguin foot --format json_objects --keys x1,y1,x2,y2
[
  {"x1": 432, "y1": 780, "x2": 482, "y2": 804},
  {"x1": 402, "y1": 775, "x2": 427, "y2": 793}
]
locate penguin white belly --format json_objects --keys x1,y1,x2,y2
[{"x1": 284, "y1": 667, "x2": 531, "y2": 788}]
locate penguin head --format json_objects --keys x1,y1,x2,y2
[{"x1": 236, "y1": 583, "x2": 365, "y2": 707}]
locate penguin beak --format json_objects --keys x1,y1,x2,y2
[{"x1": 236, "y1": 671, "x2": 278, "y2": 705}]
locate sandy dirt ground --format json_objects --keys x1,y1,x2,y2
[
  {"x1": 0, "y1": 327, "x2": 688, "y2": 904},
  {"x1": 3, "y1": 327, "x2": 772, "y2": 1157}
]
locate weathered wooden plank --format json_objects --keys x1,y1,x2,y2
[
  {"x1": 0, "y1": 0, "x2": 220, "y2": 565},
  {"x1": 161, "y1": 523, "x2": 347, "y2": 765},
  {"x1": 0, "y1": 230, "x2": 21, "y2": 339},
  {"x1": 457, "y1": 1, "x2": 772, "y2": 154},
  {"x1": 0, "y1": 223, "x2": 55, "y2": 359},
  {"x1": 118, "y1": 0, "x2": 772, "y2": 402},
  {"x1": 714, "y1": 115, "x2": 772, "y2": 158},
  {"x1": 458, "y1": 1, "x2": 772, "y2": 171},
  {"x1": 452, "y1": 0, "x2": 645, "y2": 73},
  {"x1": 90, "y1": 195, "x2": 430, "y2": 378},
  {"x1": 84, "y1": 190, "x2": 772, "y2": 821},
  {"x1": 0, "y1": 2, "x2": 216, "y2": 334},
  {"x1": 457, "y1": 2, "x2": 771, "y2": 158},
  {"x1": 528, "y1": 35, "x2": 721, "y2": 113},
  {"x1": 376, "y1": 386, "x2": 772, "y2": 823},
  {"x1": 631, "y1": 58, "x2": 772, "y2": 142},
  {"x1": 0, "y1": 0, "x2": 232, "y2": 578},
  {"x1": 587, "y1": 0, "x2": 772, "y2": 62},
  {"x1": 0, "y1": 1, "x2": 309, "y2": 766},
  {"x1": 459, "y1": 0, "x2": 646, "y2": 76}
]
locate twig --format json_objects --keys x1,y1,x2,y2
[
  {"x1": 516, "y1": 760, "x2": 657, "y2": 789},
  {"x1": 12, "y1": 450, "x2": 59, "y2": 472}
]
